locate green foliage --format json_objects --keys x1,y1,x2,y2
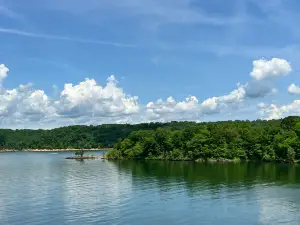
[
  {"x1": 75, "y1": 150, "x2": 84, "y2": 157},
  {"x1": 2, "y1": 116, "x2": 300, "y2": 163},
  {"x1": 107, "y1": 149, "x2": 122, "y2": 159},
  {"x1": 108, "y1": 116, "x2": 300, "y2": 163},
  {"x1": 0, "y1": 122, "x2": 195, "y2": 150},
  {"x1": 281, "y1": 116, "x2": 300, "y2": 130},
  {"x1": 287, "y1": 147, "x2": 296, "y2": 163}
]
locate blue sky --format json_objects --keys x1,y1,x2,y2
[{"x1": 0, "y1": 0, "x2": 300, "y2": 128}]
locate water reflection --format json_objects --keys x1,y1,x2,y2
[
  {"x1": 0, "y1": 152, "x2": 134, "y2": 225},
  {"x1": 112, "y1": 160, "x2": 300, "y2": 225},
  {"x1": 112, "y1": 161, "x2": 300, "y2": 188},
  {"x1": 61, "y1": 159, "x2": 133, "y2": 224},
  {"x1": 1, "y1": 153, "x2": 300, "y2": 225}
]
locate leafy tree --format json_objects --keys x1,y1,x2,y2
[
  {"x1": 287, "y1": 146, "x2": 296, "y2": 163},
  {"x1": 75, "y1": 150, "x2": 84, "y2": 157},
  {"x1": 107, "y1": 116, "x2": 300, "y2": 163},
  {"x1": 281, "y1": 116, "x2": 300, "y2": 130},
  {"x1": 1, "y1": 115, "x2": 300, "y2": 163}
]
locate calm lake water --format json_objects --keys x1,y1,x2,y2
[{"x1": 1, "y1": 152, "x2": 300, "y2": 225}]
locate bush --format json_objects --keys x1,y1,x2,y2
[
  {"x1": 287, "y1": 147, "x2": 295, "y2": 162},
  {"x1": 75, "y1": 150, "x2": 84, "y2": 157},
  {"x1": 107, "y1": 149, "x2": 122, "y2": 159}
]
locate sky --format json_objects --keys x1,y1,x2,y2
[{"x1": 0, "y1": 0, "x2": 300, "y2": 129}]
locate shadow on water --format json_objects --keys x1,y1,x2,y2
[
  {"x1": 75, "y1": 159, "x2": 85, "y2": 164},
  {"x1": 111, "y1": 160, "x2": 300, "y2": 195}
]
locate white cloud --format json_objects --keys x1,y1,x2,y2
[
  {"x1": 0, "y1": 57, "x2": 295, "y2": 128},
  {"x1": 288, "y1": 83, "x2": 300, "y2": 95},
  {"x1": 0, "y1": 65, "x2": 142, "y2": 127},
  {"x1": 20, "y1": 89, "x2": 56, "y2": 121},
  {"x1": 200, "y1": 97, "x2": 218, "y2": 114},
  {"x1": 0, "y1": 64, "x2": 9, "y2": 81},
  {"x1": 0, "y1": 83, "x2": 55, "y2": 122},
  {"x1": 0, "y1": 68, "x2": 141, "y2": 127},
  {"x1": 145, "y1": 96, "x2": 200, "y2": 121},
  {"x1": 242, "y1": 58, "x2": 292, "y2": 98},
  {"x1": 217, "y1": 85, "x2": 246, "y2": 104},
  {"x1": 145, "y1": 85, "x2": 246, "y2": 122},
  {"x1": 250, "y1": 58, "x2": 292, "y2": 80},
  {"x1": 55, "y1": 75, "x2": 140, "y2": 118},
  {"x1": 259, "y1": 103, "x2": 283, "y2": 120},
  {"x1": 259, "y1": 100, "x2": 300, "y2": 120}
]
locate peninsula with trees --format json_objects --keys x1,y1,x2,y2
[{"x1": 107, "y1": 116, "x2": 300, "y2": 163}]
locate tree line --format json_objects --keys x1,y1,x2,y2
[
  {"x1": 108, "y1": 116, "x2": 300, "y2": 163},
  {"x1": 0, "y1": 122, "x2": 195, "y2": 150}
]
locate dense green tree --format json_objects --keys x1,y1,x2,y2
[
  {"x1": 75, "y1": 150, "x2": 84, "y2": 157},
  {"x1": 0, "y1": 122, "x2": 195, "y2": 150},
  {"x1": 1, "y1": 116, "x2": 300, "y2": 163},
  {"x1": 107, "y1": 116, "x2": 300, "y2": 163},
  {"x1": 281, "y1": 116, "x2": 300, "y2": 130}
]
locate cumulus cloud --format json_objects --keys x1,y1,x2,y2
[
  {"x1": 20, "y1": 89, "x2": 55, "y2": 121},
  {"x1": 0, "y1": 57, "x2": 294, "y2": 128},
  {"x1": 250, "y1": 58, "x2": 292, "y2": 80},
  {"x1": 147, "y1": 96, "x2": 198, "y2": 114},
  {"x1": 259, "y1": 101, "x2": 300, "y2": 120},
  {"x1": 243, "y1": 58, "x2": 292, "y2": 98},
  {"x1": 245, "y1": 80, "x2": 277, "y2": 98},
  {"x1": 217, "y1": 85, "x2": 246, "y2": 104},
  {"x1": 0, "y1": 64, "x2": 9, "y2": 81},
  {"x1": 55, "y1": 75, "x2": 140, "y2": 118},
  {"x1": 145, "y1": 96, "x2": 200, "y2": 121},
  {"x1": 288, "y1": 84, "x2": 300, "y2": 95},
  {"x1": 0, "y1": 66, "x2": 140, "y2": 127},
  {"x1": 0, "y1": 83, "x2": 55, "y2": 123},
  {"x1": 145, "y1": 85, "x2": 246, "y2": 121}
]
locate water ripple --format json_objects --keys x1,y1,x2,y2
[{"x1": 1, "y1": 153, "x2": 300, "y2": 224}]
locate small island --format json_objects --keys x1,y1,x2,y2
[{"x1": 65, "y1": 150, "x2": 106, "y2": 160}]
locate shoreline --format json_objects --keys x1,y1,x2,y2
[
  {"x1": 106, "y1": 157, "x2": 298, "y2": 164},
  {"x1": 0, "y1": 148, "x2": 113, "y2": 152},
  {"x1": 65, "y1": 156, "x2": 107, "y2": 159}
]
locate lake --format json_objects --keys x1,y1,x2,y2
[{"x1": 0, "y1": 152, "x2": 300, "y2": 225}]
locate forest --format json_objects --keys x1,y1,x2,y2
[
  {"x1": 1, "y1": 116, "x2": 300, "y2": 162},
  {"x1": 0, "y1": 122, "x2": 195, "y2": 150},
  {"x1": 107, "y1": 116, "x2": 300, "y2": 163}
]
